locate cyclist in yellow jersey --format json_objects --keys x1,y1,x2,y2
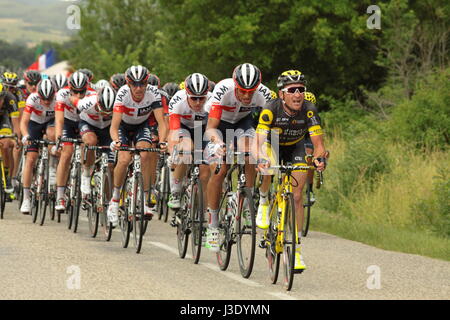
[{"x1": 254, "y1": 70, "x2": 327, "y2": 270}]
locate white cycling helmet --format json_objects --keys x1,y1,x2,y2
[{"x1": 95, "y1": 79, "x2": 110, "y2": 91}]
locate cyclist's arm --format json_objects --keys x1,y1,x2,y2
[
  {"x1": 110, "y1": 108, "x2": 122, "y2": 143},
  {"x1": 11, "y1": 116, "x2": 20, "y2": 138},
  {"x1": 20, "y1": 108, "x2": 32, "y2": 138},
  {"x1": 254, "y1": 107, "x2": 274, "y2": 162},
  {"x1": 54, "y1": 103, "x2": 65, "y2": 140},
  {"x1": 310, "y1": 134, "x2": 326, "y2": 159},
  {"x1": 168, "y1": 113, "x2": 181, "y2": 154},
  {"x1": 154, "y1": 107, "x2": 167, "y2": 143},
  {"x1": 205, "y1": 116, "x2": 221, "y2": 144}
]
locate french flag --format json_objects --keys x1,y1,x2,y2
[{"x1": 27, "y1": 50, "x2": 56, "y2": 71}]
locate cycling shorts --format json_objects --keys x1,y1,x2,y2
[
  {"x1": 118, "y1": 121, "x2": 153, "y2": 146},
  {"x1": 27, "y1": 120, "x2": 55, "y2": 152},
  {"x1": 79, "y1": 120, "x2": 114, "y2": 163},
  {"x1": 62, "y1": 119, "x2": 80, "y2": 145},
  {"x1": 263, "y1": 140, "x2": 308, "y2": 173}
]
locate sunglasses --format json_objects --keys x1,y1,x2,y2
[
  {"x1": 128, "y1": 80, "x2": 148, "y2": 88},
  {"x1": 188, "y1": 95, "x2": 207, "y2": 102},
  {"x1": 281, "y1": 86, "x2": 306, "y2": 94},
  {"x1": 27, "y1": 82, "x2": 39, "y2": 86},
  {"x1": 70, "y1": 89, "x2": 86, "y2": 95}
]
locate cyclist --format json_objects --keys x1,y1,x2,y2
[
  {"x1": 167, "y1": 73, "x2": 211, "y2": 210},
  {"x1": 0, "y1": 83, "x2": 20, "y2": 195},
  {"x1": 95, "y1": 79, "x2": 110, "y2": 91},
  {"x1": 107, "y1": 65, "x2": 168, "y2": 226},
  {"x1": 20, "y1": 79, "x2": 57, "y2": 214},
  {"x1": 79, "y1": 68, "x2": 94, "y2": 86},
  {"x1": 203, "y1": 63, "x2": 272, "y2": 252},
  {"x1": 23, "y1": 70, "x2": 42, "y2": 100},
  {"x1": 254, "y1": 69, "x2": 327, "y2": 270},
  {"x1": 76, "y1": 86, "x2": 116, "y2": 195},
  {"x1": 208, "y1": 80, "x2": 216, "y2": 93},
  {"x1": 52, "y1": 73, "x2": 68, "y2": 91},
  {"x1": 54, "y1": 71, "x2": 94, "y2": 210},
  {"x1": 162, "y1": 82, "x2": 179, "y2": 101},
  {"x1": 110, "y1": 73, "x2": 126, "y2": 91}
]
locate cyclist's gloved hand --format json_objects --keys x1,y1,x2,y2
[
  {"x1": 21, "y1": 135, "x2": 29, "y2": 145},
  {"x1": 206, "y1": 141, "x2": 224, "y2": 163},
  {"x1": 159, "y1": 142, "x2": 168, "y2": 153},
  {"x1": 314, "y1": 157, "x2": 327, "y2": 172},
  {"x1": 257, "y1": 158, "x2": 270, "y2": 171},
  {"x1": 110, "y1": 140, "x2": 121, "y2": 151}
]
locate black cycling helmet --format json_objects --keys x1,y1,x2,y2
[
  {"x1": 97, "y1": 86, "x2": 115, "y2": 114},
  {"x1": 276, "y1": 70, "x2": 306, "y2": 89},
  {"x1": 24, "y1": 70, "x2": 42, "y2": 85},
  {"x1": 185, "y1": 73, "x2": 209, "y2": 96},
  {"x1": 125, "y1": 65, "x2": 150, "y2": 84},
  {"x1": 148, "y1": 74, "x2": 161, "y2": 88},
  {"x1": 109, "y1": 73, "x2": 126, "y2": 90},
  {"x1": 69, "y1": 71, "x2": 89, "y2": 91},
  {"x1": 37, "y1": 79, "x2": 56, "y2": 100},
  {"x1": 232, "y1": 63, "x2": 261, "y2": 91},
  {"x1": 78, "y1": 68, "x2": 94, "y2": 82},
  {"x1": 162, "y1": 82, "x2": 179, "y2": 100},
  {"x1": 52, "y1": 73, "x2": 68, "y2": 90}
]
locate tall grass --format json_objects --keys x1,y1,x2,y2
[{"x1": 314, "y1": 131, "x2": 450, "y2": 261}]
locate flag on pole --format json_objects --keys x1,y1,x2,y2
[{"x1": 26, "y1": 50, "x2": 56, "y2": 71}]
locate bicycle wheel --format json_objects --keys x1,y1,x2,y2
[
  {"x1": 216, "y1": 192, "x2": 234, "y2": 271},
  {"x1": 101, "y1": 170, "x2": 113, "y2": 241},
  {"x1": 66, "y1": 185, "x2": 73, "y2": 230},
  {"x1": 0, "y1": 174, "x2": 4, "y2": 219},
  {"x1": 71, "y1": 166, "x2": 82, "y2": 233},
  {"x1": 87, "y1": 179, "x2": 99, "y2": 238},
  {"x1": 177, "y1": 189, "x2": 190, "y2": 259},
  {"x1": 38, "y1": 162, "x2": 49, "y2": 226},
  {"x1": 282, "y1": 192, "x2": 296, "y2": 291},
  {"x1": 302, "y1": 183, "x2": 312, "y2": 237},
  {"x1": 133, "y1": 172, "x2": 145, "y2": 254},
  {"x1": 190, "y1": 180, "x2": 204, "y2": 264},
  {"x1": 162, "y1": 167, "x2": 170, "y2": 223},
  {"x1": 49, "y1": 189, "x2": 55, "y2": 221},
  {"x1": 31, "y1": 189, "x2": 39, "y2": 224},
  {"x1": 236, "y1": 187, "x2": 256, "y2": 278},
  {"x1": 266, "y1": 201, "x2": 280, "y2": 284}
]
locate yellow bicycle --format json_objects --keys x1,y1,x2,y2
[
  {"x1": 0, "y1": 134, "x2": 18, "y2": 219},
  {"x1": 262, "y1": 163, "x2": 320, "y2": 291}
]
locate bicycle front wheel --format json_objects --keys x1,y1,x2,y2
[
  {"x1": 133, "y1": 172, "x2": 146, "y2": 254},
  {"x1": 177, "y1": 190, "x2": 190, "y2": 259},
  {"x1": 71, "y1": 166, "x2": 82, "y2": 233},
  {"x1": 302, "y1": 183, "x2": 312, "y2": 237},
  {"x1": 0, "y1": 174, "x2": 5, "y2": 219},
  {"x1": 190, "y1": 181, "x2": 204, "y2": 264},
  {"x1": 216, "y1": 195, "x2": 234, "y2": 271},
  {"x1": 38, "y1": 163, "x2": 49, "y2": 226},
  {"x1": 236, "y1": 187, "x2": 256, "y2": 279},
  {"x1": 266, "y1": 201, "x2": 280, "y2": 284},
  {"x1": 282, "y1": 192, "x2": 296, "y2": 291}
]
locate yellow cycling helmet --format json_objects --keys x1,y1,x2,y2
[
  {"x1": 277, "y1": 69, "x2": 306, "y2": 89},
  {"x1": 179, "y1": 81, "x2": 185, "y2": 90},
  {"x1": 304, "y1": 92, "x2": 316, "y2": 104},
  {"x1": 1, "y1": 72, "x2": 19, "y2": 86},
  {"x1": 270, "y1": 90, "x2": 277, "y2": 99}
]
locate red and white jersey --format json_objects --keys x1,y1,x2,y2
[
  {"x1": 24, "y1": 93, "x2": 56, "y2": 124},
  {"x1": 55, "y1": 87, "x2": 96, "y2": 122},
  {"x1": 76, "y1": 93, "x2": 112, "y2": 129},
  {"x1": 168, "y1": 89, "x2": 211, "y2": 130},
  {"x1": 205, "y1": 78, "x2": 272, "y2": 124},
  {"x1": 113, "y1": 85, "x2": 162, "y2": 125}
]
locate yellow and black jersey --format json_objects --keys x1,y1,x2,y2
[
  {"x1": 256, "y1": 98, "x2": 323, "y2": 146},
  {"x1": 0, "y1": 92, "x2": 19, "y2": 118},
  {"x1": 9, "y1": 88, "x2": 25, "y2": 109}
]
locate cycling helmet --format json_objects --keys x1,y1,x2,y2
[
  {"x1": 179, "y1": 81, "x2": 185, "y2": 90},
  {"x1": 18, "y1": 80, "x2": 26, "y2": 90},
  {"x1": 185, "y1": 73, "x2": 209, "y2": 96},
  {"x1": 304, "y1": 92, "x2": 316, "y2": 104},
  {"x1": 95, "y1": 79, "x2": 110, "y2": 90},
  {"x1": 208, "y1": 80, "x2": 216, "y2": 92},
  {"x1": 148, "y1": 74, "x2": 160, "y2": 88},
  {"x1": 125, "y1": 65, "x2": 150, "y2": 84},
  {"x1": 110, "y1": 73, "x2": 126, "y2": 90},
  {"x1": 0, "y1": 83, "x2": 6, "y2": 98},
  {"x1": 37, "y1": 79, "x2": 56, "y2": 100},
  {"x1": 276, "y1": 70, "x2": 306, "y2": 89},
  {"x1": 78, "y1": 68, "x2": 94, "y2": 82},
  {"x1": 24, "y1": 70, "x2": 42, "y2": 85},
  {"x1": 232, "y1": 63, "x2": 261, "y2": 91},
  {"x1": 68, "y1": 71, "x2": 89, "y2": 91},
  {"x1": 97, "y1": 86, "x2": 115, "y2": 114},
  {"x1": 52, "y1": 73, "x2": 68, "y2": 90},
  {"x1": 162, "y1": 82, "x2": 179, "y2": 100},
  {"x1": 2, "y1": 72, "x2": 19, "y2": 86}
]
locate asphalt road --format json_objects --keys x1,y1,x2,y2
[{"x1": 1, "y1": 202, "x2": 449, "y2": 300}]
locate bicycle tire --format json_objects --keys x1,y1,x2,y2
[
  {"x1": 101, "y1": 170, "x2": 113, "y2": 241},
  {"x1": 0, "y1": 174, "x2": 4, "y2": 219},
  {"x1": 266, "y1": 201, "x2": 280, "y2": 284},
  {"x1": 133, "y1": 172, "x2": 145, "y2": 254},
  {"x1": 87, "y1": 180, "x2": 99, "y2": 238},
  {"x1": 302, "y1": 183, "x2": 312, "y2": 237},
  {"x1": 236, "y1": 187, "x2": 256, "y2": 278},
  {"x1": 216, "y1": 190, "x2": 234, "y2": 271},
  {"x1": 31, "y1": 189, "x2": 39, "y2": 224},
  {"x1": 38, "y1": 161, "x2": 49, "y2": 226},
  {"x1": 49, "y1": 190, "x2": 55, "y2": 221},
  {"x1": 162, "y1": 167, "x2": 170, "y2": 223},
  {"x1": 71, "y1": 165, "x2": 82, "y2": 233},
  {"x1": 119, "y1": 177, "x2": 131, "y2": 247},
  {"x1": 177, "y1": 190, "x2": 190, "y2": 259},
  {"x1": 190, "y1": 180, "x2": 204, "y2": 264},
  {"x1": 282, "y1": 192, "x2": 296, "y2": 291}
]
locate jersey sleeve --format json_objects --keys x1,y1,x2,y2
[
  {"x1": 305, "y1": 102, "x2": 323, "y2": 137},
  {"x1": 6, "y1": 94, "x2": 19, "y2": 118},
  {"x1": 256, "y1": 99, "x2": 277, "y2": 134}
]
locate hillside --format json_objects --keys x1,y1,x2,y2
[{"x1": 0, "y1": 0, "x2": 74, "y2": 46}]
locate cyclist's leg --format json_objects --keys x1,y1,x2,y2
[
  {"x1": 79, "y1": 122, "x2": 98, "y2": 194},
  {"x1": 0, "y1": 126, "x2": 16, "y2": 194}
]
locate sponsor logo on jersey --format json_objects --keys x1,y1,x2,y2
[
  {"x1": 258, "y1": 86, "x2": 272, "y2": 101},
  {"x1": 214, "y1": 85, "x2": 229, "y2": 101},
  {"x1": 137, "y1": 105, "x2": 152, "y2": 116}
]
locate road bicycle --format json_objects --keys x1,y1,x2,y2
[{"x1": 118, "y1": 145, "x2": 161, "y2": 253}]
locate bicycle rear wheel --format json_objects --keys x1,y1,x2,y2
[
  {"x1": 0, "y1": 175, "x2": 4, "y2": 219},
  {"x1": 133, "y1": 172, "x2": 145, "y2": 254},
  {"x1": 302, "y1": 183, "x2": 312, "y2": 237},
  {"x1": 190, "y1": 181, "x2": 204, "y2": 264},
  {"x1": 216, "y1": 193, "x2": 234, "y2": 271},
  {"x1": 71, "y1": 169, "x2": 82, "y2": 233},
  {"x1": 162, "y1": 167, "x2": 170, "y2": 223},
  {"x1": 236, "y1": 187, "x2": 256, "y2": 278},
  {"x1": 101, "y1": 171, "x2": 113, "y2": 241},
  {"x1": 282, "y1": 192, "x2": 296, "y2": 291}
]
